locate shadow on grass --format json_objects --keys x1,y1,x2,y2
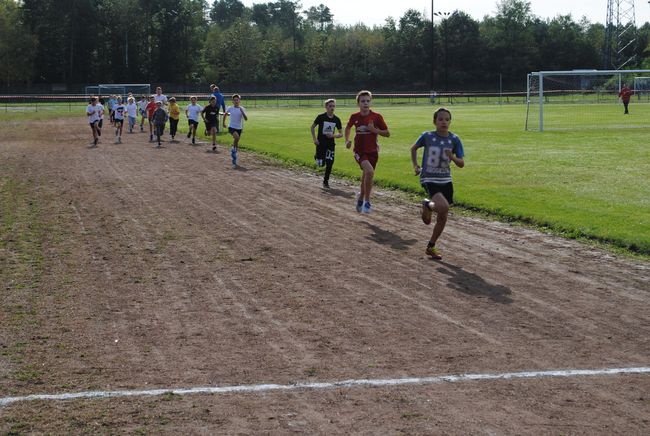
[{"x1": 437, "y1": 262, "x2": 513, "y2": 304}]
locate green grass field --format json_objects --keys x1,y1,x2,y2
[
  {"x1": 2, "y1": 101, "x2": 648, "y2": 254},
  {"x1": 239, "y1": 103, "x2": 650, "y2": 255}
]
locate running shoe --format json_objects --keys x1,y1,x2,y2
[
  {"x1": 425, "y1": 245, "x2": 442, "y2": 260},
  {"x1": 361, "y1": 201, "x2": 372, "y2": 214},
  {"x1": 356, "y1": 196, "x2": 363, "y2": 213},
  {"x1": 192, "y1": 138, "x2": 195, "y2": 144},
  {"x1": 421, "y1": 199, "x2": 433, "y2": 225},
  {"x1": 212, "y1": 145, "x2": 217, "y2": 152},
  {"x1": 187, "y1": 131, "x2": 191, "y2": 138},
  {"x1": 322, "y1": 180, "x2": 330, "y2": 189}
]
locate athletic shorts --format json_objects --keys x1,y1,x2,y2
[
  {"x1": 114, "y1": 118, "x2": 123, "y2": 125},
  {"x1": 139, "y1": 109, "x2": 145, "y2": 116},
  {"x1": 354, "y1": 151, "x2": 378, "y2": 169},
  {"x1": 228, "y1": 127, "x2": 242, "y2": 136},
  {"x1": 315, "y1": 145, "x2": 335, "y2": 166},
  {"x1": 98, "y1": 119, "x2": 103, "y2": 128},
  {"x1": 205, "y1": 121, "x2": 217, "y2": 130},
  {"x1": 89, "y1": 120, "x2": 99, "y2": 128},
  {"x1": 422, "y1": 182, "x2": 454, "y2": 205},
  {"x1": 188, "y1": 119, "x2": 199, "y2": 127}
]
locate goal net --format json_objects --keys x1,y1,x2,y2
[
  {"x1": 633, "y1": 77, "x2": 650, "y2": 99},
  {"x1": 84, "y1": 83, "x2": 151, "y2": 98},
  {"x1": 525, "y1": 70, "x2": 650, "y2": 131}
]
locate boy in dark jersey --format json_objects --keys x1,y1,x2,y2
[
  {"x1": 202, "y1": 96, "x2": 219, "y2": 152},
  {"x1": 410, "y1": 107, "x2": 465, "y2": 260},
  {"x1": 310, "y1": 98, "x2": 343, "y2": 189},
  {"x1": 152, "y1": 101, "x2": 168, "y2": 148},
  {"x1": 344, "y1": 90, "x2": 390, "y2": 213}
]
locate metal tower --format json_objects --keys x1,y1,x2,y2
[{"x1": 604, "y1": 0, "x2": 637, "y2": 69}]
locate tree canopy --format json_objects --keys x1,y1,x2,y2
[{"x1": 2, "y1": 0, "x2": 649, "y2": 91}]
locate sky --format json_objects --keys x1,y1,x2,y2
[{"x1": 238, "y1": 0, "x2": 650, "y2": 27}]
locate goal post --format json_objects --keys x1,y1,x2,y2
[
  {"x1": 525, "y1": 69, "x2": 650, "y2": 131},
  {"x1": 84, "y1": 83, "x2": 151, "y2": 98}
]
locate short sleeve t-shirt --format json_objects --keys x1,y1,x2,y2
[
  {"x1": 186, "y1": 103, "x2": 202, "y2": 122},
  {"x1": 225, "y1": 106, "x2": 246, "y2": 129},
  {"x1": 154, "y1": 94, "x2": 168, "y2": 106},
  {"x1": 126, "y1": 102, "x2": 137, "y2": 118},
  {"x1": 86, "y1": 104, "x2": 100, "y2": 123},
  {"x1": 202, "y1": 104, "x2": 219, "y2": 124},
  {"x1": 146, "y1": 101, "x2": 157, "y2": 119},
  {"x1": 113, "y1": 104, "x2": 126, "y2": 120},
  {"x1": 414, "y1": 131, "x2": 465, "y2": 185},
  {"x1": 313, "y1": 113, "x2": 342, "y2": 148},
  {"x1": 346, "y1": 110, "x2": 387, "y2": 154}
]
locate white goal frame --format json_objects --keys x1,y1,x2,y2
[
  {"x1": 85, "y1": 83, "x2": 151, "y2": 97},
  {"x1": 526, "y1": 69, "x2": 650, "y2": 131}
]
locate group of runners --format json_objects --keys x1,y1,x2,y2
[
  {"x1": 85, "y1": 85, "x2": 247, "y2": 167},
  {"x1": 310, "y1": 90, "x2": 465, "y2": 260},
  {"x1": 86, "y1": 87, "x2": 465, "y2": 260}
]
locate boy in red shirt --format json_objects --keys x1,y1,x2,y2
[
  {"x1": 145, "y1": 95, "x2": 157, "y2": 142},
  {"x1": 618, "y1": 84, "x2": 633, "y2": 114},
  {"x1": 344, "y1": 90, "x2": 390, "y2": 213}
]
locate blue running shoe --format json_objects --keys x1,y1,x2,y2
[{"x1": 361, "y1": 201, "x2": 372, "y2": 214}]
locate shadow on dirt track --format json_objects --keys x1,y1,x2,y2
[{"x1": 437, "y1": 263, "x2": 513, "y2": 304}]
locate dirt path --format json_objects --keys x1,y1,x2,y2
[{"x1": 1, "y1": 120, "x2": 649, "y2": 433}]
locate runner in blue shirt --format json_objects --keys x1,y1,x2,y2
[{"x1": 410, "y1": 107, "x2": 465, "y2": 260}]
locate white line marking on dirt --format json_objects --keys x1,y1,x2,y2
[{"x1": 2, "y1": 367, "x2": 649, "y2": 407}]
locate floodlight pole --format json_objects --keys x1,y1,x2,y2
[{"x1": 430, "y1": 0, "x2": 435, "y2": 91}]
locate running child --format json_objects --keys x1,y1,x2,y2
[
  {"x1": 202, "y1": 96, "x2": 220, "y2": 152},
  {"x1": 152, "y1": 101, "x2": 168, "y2": 148},
  {"x1": 138, "y1": 95, "x2": 148, "y2": 131},
  {"x1": 344, "y1": 90, "x2": 390, "y2": 213},
  {"x1": 410, "y1": 107, "x2": 465, "y2": 260},
  {"x1": 108, "y1": 94, "x2": 117, "y2": 125},
  {"x1": 126, "y1": 96, "x2": 137, "y2": 133},
  {"x1": 168, "y1": 97, "x2": 180, "y2": 141},
  {"x1": 96, "y1": 97, "x2": 105, "y2": 138},
  {"x1": 185, "y1": 96, "x2": 202, "y2": 144},
  {"x1": 86, "y1": 96, "x2": 101, "y2": 147},
  {"x1": 223, "y1": 94, "x2": 248, "y2": 168},
  {"x1": 113, "y1": 96, "x2": 126, "y2": 143},
  {"x1": 310, "y1": 98, "x2": 342, "y2": 189},
  {"x1": 145, "y1": 95, "x2": 157, "y2": 142}
]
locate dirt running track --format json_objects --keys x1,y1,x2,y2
[{"x1": 1, "y1": 119, "x2": 649, "y2": 434}]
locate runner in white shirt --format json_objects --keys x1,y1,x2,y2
[
  {"x1": 154, "y1": 86, "x2": 168, "y2": 107},
  {"x1": 86, "y1": 97, "x2": 101, "y2": 147},
  {"x1": 223, "y1": 94, "x2": 248, "y2": 168},
  {"x1": 185, "y1": 96, "x2": 202, "y2": 144},
  {"x1": 138, "y1": 95, "x2": 148, "y2": 131},
  {"x1": 126, "y1": 97, "x2": 138, "y2": 133},
  {"x1": 113, "y1": 96, "x2": 126, "y2": 143}
]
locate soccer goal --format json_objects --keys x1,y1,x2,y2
[
  {"x1": 84, "y1": 83, "x2": 151, "y2": 98},
  {"x1": 525, "y1": 69, "x2": 650, "y2": 131}
]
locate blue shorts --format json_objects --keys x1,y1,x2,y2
[{"x1": 228, "y1": 127, "x2": 242, "y2": 136}]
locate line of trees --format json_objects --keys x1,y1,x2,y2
[{"x1": 2, "y1": 0, "x2": 650, "y2": 92}]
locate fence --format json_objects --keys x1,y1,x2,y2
[{"x1": 0, "y1": 91, "x2": 530, "y2": 113}]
